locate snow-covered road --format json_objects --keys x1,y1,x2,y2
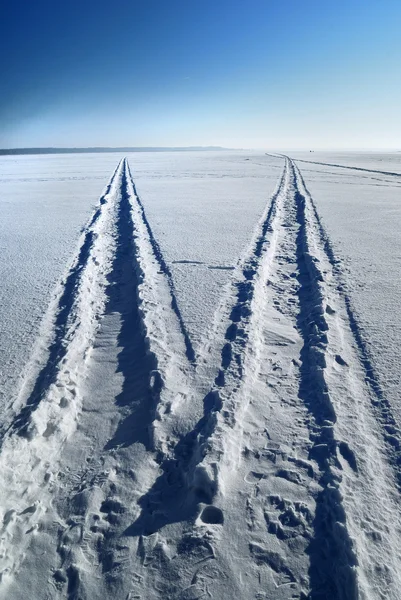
[{"x1": 0, "y1": 155, "x2": 400, "y2": 599}]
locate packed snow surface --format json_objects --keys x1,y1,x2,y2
[
  {"x1": 0, "y1": 153, "x2": 130, "y2": 413},
  {"x1": 0, "y1": 151, "x2": 282, "y2": 414},
  {"x1": 287, "y1": 151, "x2": 401, "y2": 416},
  {"x1": 0, "y1": 151, "x2": 400, "y2": 599},
  {"x1": 127, "y1": 151, "x2": 284, "y2": 349}
]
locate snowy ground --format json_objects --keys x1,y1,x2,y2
[
  {"x1": 286, "y1": 151, "x2": 401, "y2": 418},
  {"x1": 0, "y1": 153, "x2": 128, "y2": 417},
  {"x1": 0, "y1": 151, "x2": 400, "y2": 599}
]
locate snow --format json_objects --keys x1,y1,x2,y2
[
  {"x1": 127, "y1": 150, "x2": 284, "y2": 350},
  {"x1": 287, "y1": 150, "x2": 401, "y2": 176},
  {"x1": 288, "y1": 151, "x2": 401, "y2": 418},
  {"x1": 0, "y1": 150, "x2": 400, "y2": 599},
  {"x1": 0, "y1": 153, "x2": 125, "y2": 417},
  {"x1": 0, "y1": 151, "x2": 283, "y2": 418}
]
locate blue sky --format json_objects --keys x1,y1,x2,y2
[{"x1": 1, "y1": 0, "x2": 400, "y2": 149}]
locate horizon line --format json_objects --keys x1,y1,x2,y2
[{"x1": 0, "y1": 146, "x2": 400, "y2": 157}]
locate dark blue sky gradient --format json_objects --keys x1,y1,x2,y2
[{"x1": 1, "y1": 0, "x2": 400, "y2": 148}]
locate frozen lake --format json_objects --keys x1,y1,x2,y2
[
  {"x1": 289, "y1": 151, "x2": 401, "y2": 415},
  {"x1": 2, "y1": 150, "x2": 399, "y2": 413},
  {"x1": 0, "y1": 151, "x2": 283, "y2": 411},
  {"x1": 0, "y1": 150, "x2": 401, "y2": 599},
  {"x1": 0, "y1": 153, "x2": 120, "y2": 411}
]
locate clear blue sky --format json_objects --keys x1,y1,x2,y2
[{"x1": 1, "y1": 0, "x2": 400, "y2": 149}]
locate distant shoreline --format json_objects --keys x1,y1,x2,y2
[{"x1": 0, "y1": 146, "x2": 232, "y2": 156}]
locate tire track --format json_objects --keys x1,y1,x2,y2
[
  {"x1": 126, "y1": 163, "x2": 196, "y2": 364},
  {"x1": 47, "y1": 159, "x2": 167, "y2": 598},
  {"x1": 0, "y1": 159, "x2": 125, "y2": 588},
  {"x1": 291, "y1": 161, "x2": 358, "y2": 598},
  {"x1": 45, "y1": 159, "x2": 196, "y2": 599},
  {"x1": 195, "y1": 159, "x2": 359, "y2": 599},
  {"x1": 194, "y1": 157, "x2": 401, "y2": 599},
  {"x1": 281, "y1": 155, "x2": 401, "y2": 179},
  {"x1": 294, "y1": 162, "x2": 401, "y2": 599},
  {"x1": 295, "y1": 166, "x2": 401, "y2": 491},
  {"x1": 0, "y1": 158, "x2": 192, "y2": 596},
  {"x1": 1, "y1": 160, "x2": 122, "y2": 441}
]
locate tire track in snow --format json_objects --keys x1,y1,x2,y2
[
  {"x1": 1, "y1": 159, "x2": 122, "y2": 440},
  {"x1": 185, "y1": 158, "x2": 401, "y2": 599},
  {"x1": 187, "y1": 159, "x2": 359, "y2": 599},
  {"x1": 291, "y1": 161, "x2": 358, "y2": 598},
  {"x1": 0, "y1": 157, "x2": 192, "y2": 595},
  {"x1": 47, "y1": 160, "x2": 172, "y2": 598},
  {"x1": 280, "y1": 155, "x2": 401, "y2": 179},
  {"x1": 295, "y1": 166, "x2": 401, "y2": 491},
  {"x1": 187, "y1": 158, "x2": 316, "y2": 599},
  {"x1": 45, "y1": 160, "x2": 194, "y2": 599},
  {"x1": 0, "y1": 159, "x2": 125, "y2": 588},
  {"x1": 126, "y1": 162, "x2": 196, "y2": 364},
  {"x1": 294, "y1": 162, "x2": 401, "y2": 599}
]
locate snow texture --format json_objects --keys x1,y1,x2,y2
[{"x1": 0, "y1": 151, "x2": 400, "y2": 599}]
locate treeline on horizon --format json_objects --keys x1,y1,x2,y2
[{"x1": 0, "y1": 146, "x2": 229, "y2": 156}]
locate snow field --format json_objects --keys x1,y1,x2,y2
[
  {"x1": 294, "y1": 163, "x2": 401, "y2": 599},
  {"x1": 286, "y1": 152, "x2": 401, "y2": 416},
  {"x1": 0, "y1": 152, "x2": 400, "y2": 598},
  {"x1": 0, "y1": 158, "x2": 125, "y2": 586},
  {"x1": 0, "y1": 153, "x2": 125, "y2": 419}
]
